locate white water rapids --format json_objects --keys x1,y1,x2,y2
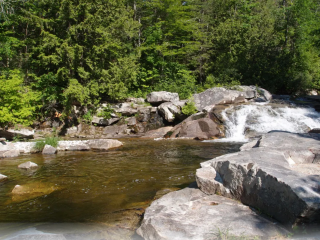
[{"x1": 213, "y1": 103, "x2": 320, "y2": 142}]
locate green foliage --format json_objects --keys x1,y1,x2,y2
[
  {"x1": 12, "y1": 134, "x2": 23, "y2": 142},
  {"x1": 0, "y1": 70, "x2": 41, "y2": 127},
  {"x1": 97, "y1": 105, "x2": 114, "y2": 119},
  {"x1": 0, "y1": 0, "x2": 320, "y2": 123},
  {"x1": 34, "y1": 140, "x2": 46, "y2": 152},
  {"x1": 182, "y1": 97, "x2": 198, "y2": 116},
  {"x1": 34, "y1": 136, "x2": 60, "y2": 152},
  {"x1": 82, "y1": 110, "x2": 93, "y2": 123},
  {"x1": 45, "y1": 136, "x2": 60, "y2": 148},
  {"x1": 63, "y1": 79, "x2": 90, "y2": 114}
]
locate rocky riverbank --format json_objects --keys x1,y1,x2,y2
[
  {"x1": 0, "y1": 139, "x2": 123, "y2": 158},
  {"x1": 0, "y1": 86, "x2": 273, "y2": 144},
  {"x1": 137, "y1": 131, "x2": 320, "y2": 239}
]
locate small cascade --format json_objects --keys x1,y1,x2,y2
[{"x1": 216, "y1": 103, "x2": 320, "y2": 142}]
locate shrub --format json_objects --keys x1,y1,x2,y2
[
  {"x1": 97, "y1": 104, "x2": 114, "y2": 119},
  {"x1": 182, "y1": 97, "x2": 198, "y2": 116},
  {"x1": 34, "y1": 140, "x2": 46, "y2": 152},
  {"x1": 34, "y1": 136, "x2": 60, "y2": 152},
  {"x1": 0, "y1": 70, "x2": 42, "y2": 127},
  {"x1": 82, "y1": 110, "x2": 93, "y2": 123}
]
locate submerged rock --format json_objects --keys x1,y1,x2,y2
[
  {"x1": 137, "y1": 186, "x2": 287, "y2": 240},
  {"x1": 42, "y1": 145, "x2": 57, "y2": 155},
  {"x1": 196, "y1": 131, "x2": 320, "y2": 226},
  {"x1": 11, "y1": 182, "x2": 60, "y2": 202},
  {"x1": 18, "y1": 161, "x2": 38, "y2": 170},
  {"x1": 153, "y1": 187, "x2": 180, "y2": 200},
  {"x1": 0, "y1": 174, "x2": 8, "y2": 183}
]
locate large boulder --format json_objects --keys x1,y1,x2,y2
[
  {"x1": 196, "y1": 131, "x2": 320, "y2": 226},
  {"x1": 157, "y1": 101, "x2": 186, "y2": 122},
  {"x1": 137, "y1": 186, "x2": 287, "y2": 240},
  {"x1": 142, "y1": 127, "x2": 173, "y2": 138},
  {"x1": 193, "y1": 87, "x2": 247, "y2": 111},
  {"x1": 193, "y1": 86, "x2": 272, "y2": 111},
  {"x1": 173, "y1": 118, "x2": 220, "y2": 139},
  {"x1": 0, "y1": 128, "x2": 34, "y2": 141},
  {"x1": 87, "y1": 139, "x2": 123, "y2": 151},
  {"x1": 147, "y1": 91, "x2": 179, "y2": 105},
  {"x1": 255, "y1": 86, "x2": 272, "y2": 102}
]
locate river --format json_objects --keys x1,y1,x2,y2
[{"x1": 0, "y1": 138, "x2": 241, "y2": 240}]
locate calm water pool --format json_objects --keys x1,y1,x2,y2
[{"x1": 0, "y1": 139, "x2": 241, "y2": 239}]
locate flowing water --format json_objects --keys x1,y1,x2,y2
[
  {"x1": 217, "y1": 103, "x2": 320, "y2": 142},
  {"x1": 0, "y1": 139, "x2": 241, "y2": 239}
]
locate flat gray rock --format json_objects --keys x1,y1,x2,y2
[
  {"x1": 0, "y1": 141, "x2": 14, "y2": 152},
  {"x1": 18, "y1": 161, "x2": 38, "y2": 170},
  {"x1": 57, "y1": 141, "x2": 90, "y2": 151},
  {"x1": 196, "y1": 132, "x2": 320, "y2": 226},
  {"x1": 42, "y1": 145, "x2": 57, "y2": 155},
  {"x1": 193, "y1": 87, "x2": 247, "y2": 111},
  {"x1": 192, "y1": 86, "x2": 272, "y2": 111},
  {"x1": 2, "y1": 149, "x2": 20, "y2": 158},
  {"x1": 246, "y1": 131, "x2": 320, "y2": 164},
  {"x1": 0, "y1": 173, "x2": 8, "y2": 183},
  {"x1": 87, "y1": 139, "x2": 123, "y2": 151},
  {"x1": 137, "y1": 187, "x2": 287, "y2": 240},
  {"x1": 147, "y1": 91, "x2": 179, "y2": 104}
]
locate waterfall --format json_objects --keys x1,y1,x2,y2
[{"x1": 214, "y1": 103, "x2": 320, "y2": 142}]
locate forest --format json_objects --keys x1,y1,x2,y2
[{"x1": 0, "y1": 0, "x2": 320, "y2": 125}]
